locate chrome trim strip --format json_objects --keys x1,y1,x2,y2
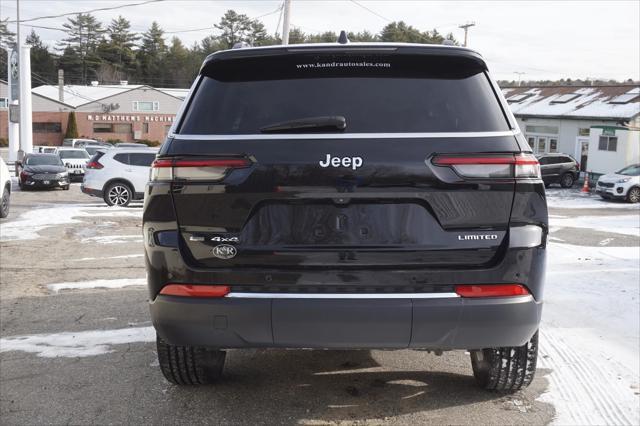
[
  {"x1": 226, "y1": 292, "x2": 460, "y2": 299},
  {"x1": 169, "y1": 130, "x2": 520, "y2": 141}
]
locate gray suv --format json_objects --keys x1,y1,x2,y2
[{"x1": 537, "y1": 153, "x2": 579, "y2": 188}]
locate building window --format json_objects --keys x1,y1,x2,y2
[
  {"x1": 133, "y1": 101, "x2": 159, "y2": 111},
  {"x1": 0, "y1": 97, "x2": 8, "y2": 108},
  {"x1": 113, "y1": 123, "x2": 132, "y2": 134},
  {"x1": 549, "y1": 138, "x2": 558, "y2": 153},
  {"x1": 578, "y1": 128, "x2": 590, "y2": 136},
  {"x1": 93, "y1": 123, "x2": 113, "y2": 133},
  {"x1": 33, "y1": 122, "x2": 62, "y2": 133},
  {"x1": 142, "y1": 122, "x2": 149, "y2": 133},
  {"x1": 525, "y1": 125, "x2": 559, "y2": 135},
  {"x1": 598, "y1": 136, "x2": 618, "y2": 152}
]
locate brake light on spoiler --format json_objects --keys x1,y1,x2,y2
[
  {"x1": 432, "y1": 154, "x2": 540, "y2": 179},
  {"x1": 151, "y1": 158, "x2": 251, "y2": 181}
]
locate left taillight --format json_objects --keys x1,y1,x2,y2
[
  {"x1": 86, "y1": 160, "x2": 103, "y2": 169},
  {"x1": 150, "y1": 158, "x2": 251, "y2": 182},
  {"x1": 432, "y1": 154, "x2": 540, "y2": 179}
]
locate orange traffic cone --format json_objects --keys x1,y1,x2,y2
[{"x1": 581, "y1": 172, "x2": 590, "y2": 193}]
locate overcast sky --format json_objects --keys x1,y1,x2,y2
[{"x1": 1, "y1": 0, "x2": 639, "y2": 82}]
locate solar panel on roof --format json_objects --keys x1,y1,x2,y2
[
  {"x1": 550, "y1": 94, "x2": 580, "y2": 104},
  {"x1": 507, "y1": 93, "x2": 535, "y2": 103},
  {"x1": 608, "y1": 93, "x2": 639, "y2": 104}
]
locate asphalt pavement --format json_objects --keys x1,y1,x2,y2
[{"x1": 0, "y1": 183, "x2": 636, "y2": 425}]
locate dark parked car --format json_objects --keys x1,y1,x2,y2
[
  {"x1": 17, "y1": 153, "x2": 69, "y2": 190},
  {"x1": 143, "y1": 40, "x2": 548, "y2": 391},
  {"x1": 536, "y1": 153, "x2": 579, "y2": 188}
]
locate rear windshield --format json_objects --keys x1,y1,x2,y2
[
  {"x1": 59, "y1": 150, "x2": 90, "y2": 159},
  {"x1": 26, "y1": 155, "x2": 62, "y2": 166},
  {"x1": 179, "y1": 53, "x2": 510, "y2": 134}
]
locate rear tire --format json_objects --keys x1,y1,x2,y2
[
  {"x1": 470, "y1": 331, "x2": 538, "y2": 392},
  {"x1": 156, "y1": 335, "x2": 226, "y2": 385},
  {"x1": 560, "y1": 173, "x2": 575, "y2": 188},
  {"x1": 627, "y1": 187, "x2": 640, "y2": 203},
  {"x1": 104, "y1": 181, "x2": 132, "y2": 207}
]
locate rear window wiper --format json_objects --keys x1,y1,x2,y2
[{"x1": 259, "y1": 116, "x2": 346, "y2": 133}]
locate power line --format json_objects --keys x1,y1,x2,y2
[
  {"x1": 164, "y1": 4, "x2": 283, "y2": 35},
  {"x1": 348, "y1": 0, "x2": 391, "y2": 22},
  {"x1": 5, "y1": 0, "x2": 163, "y2": 24}
]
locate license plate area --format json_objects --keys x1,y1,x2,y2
[
  {"x1": 241, "y1": 202, "x2": 437, "y2": 247},
  {"x1": 272, "y1": 299, "x2": 411, "y2": 348}
]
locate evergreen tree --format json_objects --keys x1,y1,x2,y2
[
  {"x1": 380, "y1": 21, "x2": 425, "y2": 43},
  {"x1": 136, "y1": 22, "x2": 167, "y2": 85},
  {"x1": 100, "y1": 16, "x2": 138, "y2": 80},
  {"x1": 65, "y1": 112, "x2": 79, "y2": 139},
  {"x1": 25, "y1": 31, "x2": 58, "y2": 83},
  {"x1": 214, "y1": 10, "x2": 253, "y2": 49},
  {"x1": 58, "y1": 13, "x2": 106, "y2": 84},
  {"x1": 287, "y1": 27, "x2": 306, "y2": 44},
  {"x1": 164, "y1": 37, "x2": 192, "y2": 87},
  {"x1": 305, "y1": 31, "x2": 338, "y2": 43},
  {"x1": 0, "y1": 19, "x2": 16, "y2": 81}
]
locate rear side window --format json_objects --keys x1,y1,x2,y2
[
  {"x1": 113, "y1": 153, "x2": 130, "y2": 165},
  {"x1": 129, "y1": 153, "x2": 156, "y2": 167},
  {"x1": 90, "y1": 151, "x2": 105, "y2": 163},
  {"x1": 179, "y1": 53, "x2": 510, "y2": 134}
]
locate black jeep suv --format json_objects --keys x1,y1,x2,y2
[{"x1": 143, "y1": 42, "x2": 547, "y2": 391}]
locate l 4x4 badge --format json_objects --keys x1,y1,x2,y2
[{"x1": 212, "y1": 244, "x2": 237, "y2": 259}]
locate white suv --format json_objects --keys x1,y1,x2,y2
[
  {"x1": 596, "y1": 164, "x2": 640, "y2": 203},
  {"x1": 81, "y1": 147, "x2": 158, "y2": 206},
  {"x1": 55, "y1": 147, "x2": 91, "y2": 180}
]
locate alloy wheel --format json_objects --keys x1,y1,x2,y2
[
  {"x1": 629, "y1": 187, "x2": 640, "y2": 203},
  {"x1": 108, "y1": 185, "x2": 130, "y2": 206}
]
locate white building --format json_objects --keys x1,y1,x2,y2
[{"x1": 503, "y1": 85, "x2": 640, "y2": 175}]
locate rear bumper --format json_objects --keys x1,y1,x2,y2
[
  {"x1": 150, "y1": 293, "x2": 542, "y2": 350},
  {"x1": 81, "y1": 185, "x2": 103, "y2": 198}
]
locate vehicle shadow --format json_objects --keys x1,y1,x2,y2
[{"x1": 158, "y1": 349, "x2": 551, "y2": 424}]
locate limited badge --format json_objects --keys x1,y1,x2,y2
[{"x1": 212, "y1": 244, "x2": 237, "y2": 259}]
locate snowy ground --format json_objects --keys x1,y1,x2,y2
[{"x1": 0, "y1": 185, "x2": 638, "y2": 424}]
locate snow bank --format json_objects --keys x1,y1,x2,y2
[
  {"x1": 550, "y1": 214, "x2": 640, "y2": 237},
  {"x1": 540, "y1": 242, "x2": 640, "y2": 425},
  {"x1": 0, "y1": 203, "x2": 143, "y2": 242},
  {"x1": 47, "y1": 278, "x2": 146, "y2": 293},
  {"x1": 546, "y1": 189, "x2": 640, "y2": 210},
  {"x1": 74, "y1": 254, "x2": 144, "y2": 261},
  {"x1": 0, "y1": 326, "x2": 155, "y2": 357},
  {"x1": 81, "y1": 235, "x2": 143, "y2": 244}
]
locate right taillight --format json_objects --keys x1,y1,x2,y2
[
  {"x1": 455, "y1": 284, "x2": 530, "y2": 298},
  {"x1": 150, "y1": 158, "x2": 252, "y2": 182},
  {"x1": 432, "y1": 154, "x2": 540, "y2": 179}
]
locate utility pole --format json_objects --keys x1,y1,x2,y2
[
  {"x1": 282, "y1": 0, "x2": 292, "y2": 45},
  {"x1": 514, "y1": 71, "x2": 526, "y2": 86},
  {"x1": 458, "y1": 22, "x2": 476, "y2": 47}
]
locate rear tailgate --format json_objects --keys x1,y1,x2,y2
[
  {"x1": 166, "y1": 136, "x2": 518, "y2": 269},
  {"x1": 161, "y1": 46, "x2": 522, "y2": 270}
]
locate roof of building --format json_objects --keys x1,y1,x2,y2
[
  {"x1": 501, "y1": 85, "x2": 640, "y2": 120},
  {"x1": 157, "y1": 88, "x2": 190, "y2": 99},
  {"x1": 30, "y1": 83, "x2": 186, "y2": 108}
]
